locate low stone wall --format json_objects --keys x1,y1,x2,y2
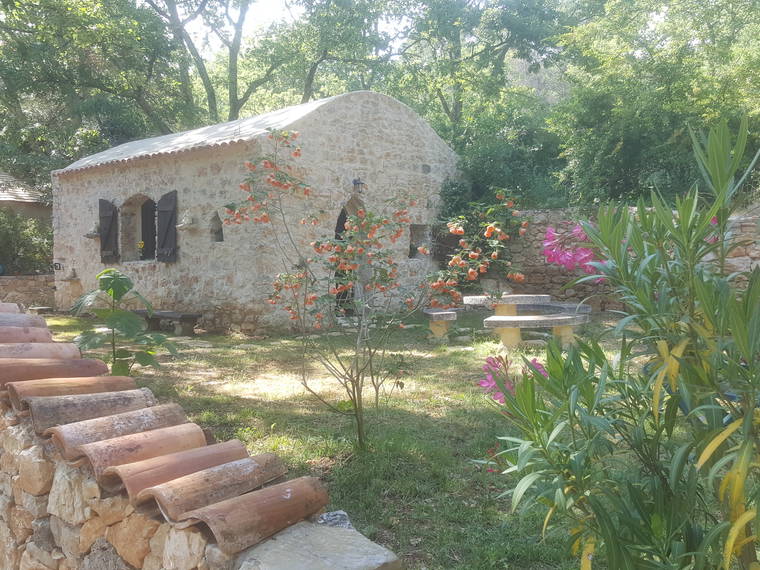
[
  {"x1": 0, "y1": 275, "x2": 55, "y2": 309},
  {"x1": 503, "y1": 209, "x2": 618, "y2": 310},
  {"x1": 0, "y1": 411, "x2": 399, "y2": 570}
]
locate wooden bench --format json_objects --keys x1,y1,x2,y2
[{"x1": 132, "y1": 310, "x2": 202, "y2": 336}]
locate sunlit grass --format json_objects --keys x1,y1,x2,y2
[{"x1": 48, "y1": 312, "x2": 619, "y2": 569}]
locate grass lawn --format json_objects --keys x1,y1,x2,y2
[{"x1": 47, "y1": 311, "x2": 619, "y2": 569}]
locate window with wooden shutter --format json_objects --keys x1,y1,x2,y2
[
  {"x1": 98, "y1": 199, "x2": 120, "y2": 263},
  {"x1": 156, "y1": 190, "x2": 178, "y2": 262}
]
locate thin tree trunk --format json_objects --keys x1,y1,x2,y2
[
  {"x1": 301, "y1": 51, "x2": 328, "y2": 103},
  {"x1": 227, "y1": 0, "x2": 250, "y2": 121}
]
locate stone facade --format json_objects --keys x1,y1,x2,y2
[
  {"x1": 0, "y1": 275, "x2": 55, "y2": 308},
  {"x1": 52, "y1": 92, "x2": 459, "y2": 332}
]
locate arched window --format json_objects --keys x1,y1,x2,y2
[
  {"x1": 121, "y1": 195, "x2": 156, "y2": 261},
  {"x1": 210, "y1": 212, "x2": 224, "y2": 242}
]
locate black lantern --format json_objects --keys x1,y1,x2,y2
[{"x1": 352, "y1": 178, "x2": 366, "y2": 193}]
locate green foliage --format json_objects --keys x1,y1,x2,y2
[
  {"x1": 72, "y1": 269, "x2": 177, "y2": 375},
  {"x1": 0, "y1": 208, "x2": 52, "y2": 274},
  {"x1": 550, "y1": 0, "x2": 760, "y2": 203},
  {"x1": 493, "y1": 122, "x2": 760, "y2": 567}
]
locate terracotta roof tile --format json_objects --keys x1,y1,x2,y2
[
  {"x1": 0, "y1": 358, "x2": 109, "y2": 385},
  {"x1": 7, "y1": 376, "x2": 136, "y2": 410},
  {"x1": 2, "y1": 311, "x2": 334, "y2": 557},
  {"x1": 0, "y1": 313, "x2": 47, "y2": 328},
  {"x1": 0, "y1": 342, "x2": 81, "y2": 360},
  {"x1": 0, "y1": 302, "x2": 21, "y2": 313},
  {"x1": 46, "y1": 402, "x2": 188, "y2": 461},
  {"x1": 175, "y1": 476, "x2": 329, "y2": 554},
  {"x1": 80, "y1": 422, "x2": 207, "y2": 484},
  {"x1": 137, "y1": 454, "x2": 287, "y2": 521},
  {"x1": 0, "y1": 326, "x2": 53, "y2": 344},
  {"x1": 26, "y1": 387, "x2": 156, "y2": 434}
]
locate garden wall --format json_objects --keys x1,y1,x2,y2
[
  {"x1": 0, "y1": 275, "x2": 54, "y2": 308},
  {"x1": 499, "y1": 209, "x2": 760, "y2": 308},
  {"x1": 503, "y1": 208, "x2": 617, "y2": 310}
]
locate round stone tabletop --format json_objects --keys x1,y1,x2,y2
[{"x1": 462, "y1": 294, "x2": 552, "y2": 306}]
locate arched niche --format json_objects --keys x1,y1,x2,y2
[
  {"x1": 121, "y1": 194, "x2": 156, "y2": 261},
  {"x1": 210, "y1": 212, "x2": 224, "y2": 242}
]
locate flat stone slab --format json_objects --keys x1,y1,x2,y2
[
  {"x1": 463, "y1": 294, "x2": 552, "y2": 306},
  {"x1": 484, "y1": 313, "x2": 590, "y2": 328},
  {"x1": 236, "y1": 521, "x2": 401, "y2": 569},
  {"x1": 423, "y1": 309, "x2": 457, "y2": 321},
  {"x1": 517, "y1": 303, "x2": 592, "y2": 315}
]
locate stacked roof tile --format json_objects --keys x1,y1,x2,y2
[{"x1": 0, "y1": 304, "x2": 330, "y2": 561}]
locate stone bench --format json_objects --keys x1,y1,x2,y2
[
  {"x1": 423, "y1": 308, "x2": 457, "y2": 338},
  {"x1": 484, "y1": 313, "x2": 590, "y2": 347},
  {"x1": 28, "y1": 306, "x2": 53, "y2": 315},
  {"x1": 132, "y1": 310, "x2": 202, "y2": 336}
]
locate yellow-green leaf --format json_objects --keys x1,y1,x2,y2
[
  {"x1": 581, "y1": 536, "x2": 595, "y2": 570},
  {"x1": 697, "y1": 418, "x2": 743, "y2": 469},
  {"x1": 723, "y1": 509, "x2": 756, "y2": 569}
]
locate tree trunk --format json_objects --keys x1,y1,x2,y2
[{"x1": 301, "y1": 51, "x2": 328, "y2": 104}]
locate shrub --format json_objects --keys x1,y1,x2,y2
[
  {"x1": 0, "y1": 207, "x2": 52, "y2": 274},
  {"x1": 72, "y1": 269, "x2": 177, "y2": 375},
  {"x1": 487, "y1": 120, "x2": 760, "y2": 567}
]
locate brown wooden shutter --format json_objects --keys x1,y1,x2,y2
[
  {"x1": 156, "y1": 190, "x2": 178, "y2": 262},
  {"x1": 98, "y1": 199, "x2": 120, "y2": 263}
]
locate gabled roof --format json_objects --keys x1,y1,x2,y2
[
  {"x1": 0, "y1": 171, "x2": 44, "y2": 203},
  {"x1": 56, "y1": 94, "x2": 345, "y2": 176}
]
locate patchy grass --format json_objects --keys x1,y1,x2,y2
[{"x1": 47, "y1": 311, "x2": 620, "y2": 569}]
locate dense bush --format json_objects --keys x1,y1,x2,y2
[
  {"x1": 489, "y1": 122, "x2": 760, "y2": 567},
  {"x1": 0, "y1": 208, "x2": 52, "y2": 274}
]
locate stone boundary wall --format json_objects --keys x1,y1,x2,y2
[
  {"x1": 0, "y1": 413, "x2": 398, "y2": 570},
  {"x1": 498, "y1": 209, "x2": 760, "y2": 308},
  {"x1": 503, "y1": 208, "x2": 617, "y2": 310},
  {"x1": 0, "y1": 275, "x2": 55, "y2": 309}
]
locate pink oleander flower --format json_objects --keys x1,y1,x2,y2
[
  {"x1": 528, "y1": 358, "x2": 548, "y2": 378},
  {"x1": 478, "y1": 355, "x2": 515, "y2": 402},
  {"x1": 710, "y1": 216, "x2": 718, "y2": 225}
]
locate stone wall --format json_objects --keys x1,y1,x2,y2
[
  {"x1": 499, "y1": 209, "x2": 760, "y2": 308},
  {"x1": 52, "y1": 92, "x2": 459, "y2": 333},
  {"x1": 503, "y1": 208, "x2": 618, "y2": 310},
  {"x1": 723, "y1": 215, "x2": 760, "y2": 273},
  {"x1": 0, "y1": 275, "x2": 55, "y2": 308},
  {"x1": 0, "y1": 412, "x2": 399, "y2": 570}
]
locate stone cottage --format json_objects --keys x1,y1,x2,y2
[{"x1": 51, "y1": 91, "x2": 459, "y2": 331}]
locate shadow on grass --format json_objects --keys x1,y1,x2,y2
[{"x1": 137, "y1": 374, "x2": 574, "y2": 570}]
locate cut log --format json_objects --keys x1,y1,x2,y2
[
  {"x1": 102, "y1": 440, "x2": 249, "y2": 501},
  {"x1": 138, "y1": 454, "x2": 287, "y2": 521},
  {"x1": 0, "y1": 343, "x2": 81, "y2": 360},
  {"x1": 176, "y1": 476, "x2": 329, "y2": 555},
  {"x1": 46, "y1": 403, "x2": 188, "y2": 461},
  {"x1": 0, "y1": 326, "x2": 53, "y2": 344},
  {"x1": 0, "y1": 314, "x2": 46, "y2": 328},
  {"x1": 0, "y1": 359, "x2": 108, "y2": 385},
  {"x1": 26, "y1": 387, "x2": 157, "y2": 434},
  {"x1": 0, "y1": 302, "x2": 21, "y2": 313},
  {"x1": 7, "y1": 376, "x2": 136, "y2": 411},
  {"x1": 79, "y1": 422, "x2": 207, "y2": 483}
]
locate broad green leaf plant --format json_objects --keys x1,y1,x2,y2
[
  {"x1": 71, "y1": 268, "x2": 177, "y2": 375},
  {"x1": 492, "y1": 120, "x2": 760, "y2": 569}
]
